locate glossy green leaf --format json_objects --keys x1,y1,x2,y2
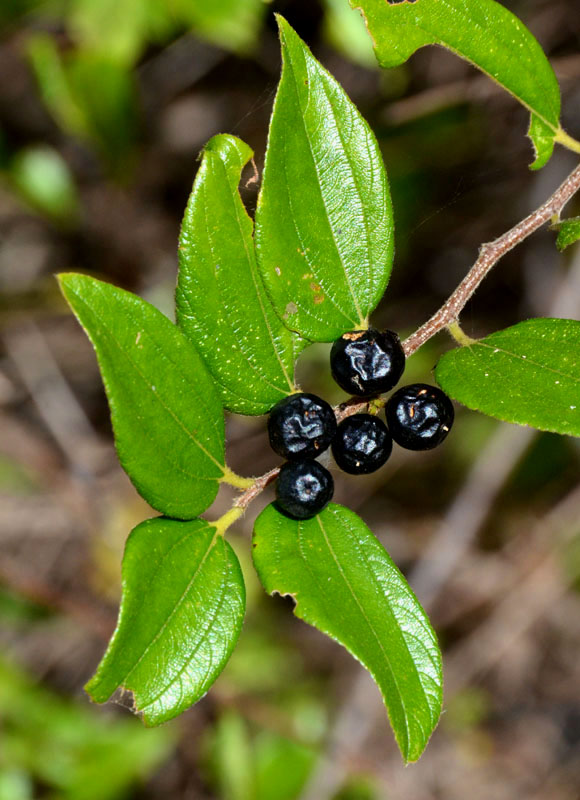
[
  {"x1": 435, "y1": 318, "x2": 580, "y2": 436},
  {"x1": 59, "y1": 273, "x2": 226, "y2": 518},
  {"x1": 86, "y1": 517, "x2": 245, "y2": 725},
  {"x1": 255, "y1": 17, "x2": 394, "y2": 342},
  {"x1": 351, "y1": 0, "x2": 562, "y2": 169},
  {"x1": 553, "y1": 217, "x2": 580, "y2": 251},
  {"x1": 176, "y1": 134, "x2": 305, "y2": 416},
  {"x1": 253, "y1": 503, "x2": 442, "y2": 762}
]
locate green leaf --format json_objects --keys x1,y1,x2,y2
[
  {"x1": 210, "y1": 712, "x2": 256, "y2": 800},
  {"x1": 59, "y1": 273, "x2": 226, "y2": 519},
  {"x1": 254, "y1": 733, "x2": 316, "y2": 800},
  {"x1": 0, "y1": 657, "x2": 172, "y2": 800},
  {"x1": 86, "y1": 517, "x2": 245, "y2": 725},
  {"x1": 26, "y1": 35, "x2": 88, "y2": 140},
  {"x1": 553, "y1": 217, "x2": 580, "y2": 251},
  {"x1": 176, "y1": 134, "x2": 305, "y2": 416},
  {"x1": 351, "y1": 0, "x2": 562, "y2": 169},
  {"x1": 69, "y1": 0, "x2": 153, "y2": 66},
  {"x1": 255, "y1": 17, "x2": 394, "y2": 342},
  {"x1": 435, "y1": 318, "x2": 580, "y2": 436},
  {"x1": 66, "y1": 53, "x2": 137, "y2": 171},
  {"x1": 9, "y1": 146, "x2": 78, "y2": 222},
  {"x1": 172, "y1": 0, "x2": 267, "y2": 55},
  {"x1": 252, "y1": 503, "x2": 442, "y2": 762},
  {"x1": 27, "y1": 35, "x2": 137, "y2": 174},
  {"x1": 322, "y1": 0, "x2": 376, "y2": 69}
]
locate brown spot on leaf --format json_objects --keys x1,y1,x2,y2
[{"x1": 283, "y1": 301, "x2": 298, "y2": 320}]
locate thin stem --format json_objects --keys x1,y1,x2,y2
[
  {"x1": 213, "y1": 506, "x2": 244, "y2": 536},
  {"x1": 403, "y1": 161, "x2": 580, "y2": 357},
  {"x1": 555, "y1": 127, "x2": 580, "y2": 156},
  {"x1": 221, "y1": 466, "x2": 255, "y2": 489},
  {"x1": 447, "y1": 320, "x2": 478, "y2": 347},
  {"x1": 234, "y1": 466, "x2": 281, "y2": 510}
]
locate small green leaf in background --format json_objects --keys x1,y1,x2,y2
[
  {"x1": 210, "y1": 711, "x2": 256, "y2": 800},
  {"x1": 66, "y1": 53, "x2": 137, "y2": 170},
  {"x1": 171, "y1": 0, "x2": 268, "y2": 55},
  {"x1": 553, "y1": 217, "x2": 580, "y2": 251},
  {"x1": 69, "y1": 0, "x2": 152, "y2": 65},
  {"x1": 435, "y1": 318, "x2": 580, "y2": 436},
  {"x1": 86, "y1": 517, "x2": 245, "y2": 725},
  {"x1": 322, "y1": 0, "x2": 376, "y2": 69},
  {"x1": 207, "y1": 710, "x2": 317, "y2": 800},
  {"x1": 350, "y1": 0, "x2": 562, "y2": 169},
  {"x1": 27, "y1": 34, "x2": 88, "y2": 140},
  {"x1": 253, "y1": 504, "x2": 442, "y2": 763},
  {"x1": 27, "y1": 35, "x2": 137, "y2": 173},
  {"x1": 176, "y1": 134, "x2": 305, "y2": 416},
  {"x1": 59, "y1": 273, "x2": 226, "y2": 519},
  {"x1": 254, "y1": 732, "x2": 316, "y2": 800},
  {"x1": 255, "y1": 17, "x2": 394, "y2": 342},
  {"x1": 333, "y1": 775, "x2": 379, "y2": 800},
  {"x1": 0, "y1": 657, "x2": 172, "y2": 800},
  {"x1": 9, "y1": 146, "x2": 78, "y2": 222}
]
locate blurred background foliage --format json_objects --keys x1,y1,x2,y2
[{"x1": 1, "y1": 0, "x2": 580, "y2": 798}]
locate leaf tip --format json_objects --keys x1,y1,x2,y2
[
  {"x1": 83, "y1": 673, "x2": 110, "y2": 706},
  {"x1": 274, "y1": 14, "x2": 301, "y2": 49},
  {"x1": 56, "y1": 271, "x2": 76, "y2": 290}
]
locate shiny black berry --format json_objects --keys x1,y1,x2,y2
[
  {"x1": 275, "y1": 460, "x2": 334, "y2": 520},
  {"x1": 332, "y1": 414, "x2": 392, "y2": 475},
  {"x1": 330, "y1": 328, "x2": 405, "y2": 397},
  {"x1": 385, "y1": 383, "x2": 454, "y2": 451},
  {"x1": 268, "y1": 393, "x2": 337, "y2": 460}
]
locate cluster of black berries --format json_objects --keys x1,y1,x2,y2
[{"x1": 269, "y1": 329, "x2": 454, "y2": 520}]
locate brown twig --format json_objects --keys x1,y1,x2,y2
[
  {"x1": 233, "y1": 466, "x2": 281, "y2": 510},
  {"x1": 402, "y1": 161, "x2": 580, "y2": 356}
]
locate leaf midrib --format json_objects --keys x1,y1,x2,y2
[
  {"x1": 283, "y1": 31, "x2": 366, "y2": 327},
  {"x1": 315, "y1": 513, "x2": 412, "y2": 756},
  {"x1": 121, "y1": 526, "x2": 220, "y2": 690},
  {"x1": 210, "y1": 152, "x2": 296, "y2": 393},
  {"x1": 138, "y1": 545, "x2": 234, "y2": 714}
]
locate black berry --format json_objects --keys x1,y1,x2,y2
[
  {"x1": 275, "y1": 460, "x2": 334, "y2": 520},
  {"x1": 330, "y1": 328, "x2": 405, "y2": 397},
  {"x1": 385, "y1": 383, "x2": 454, "y2": 451},
  {"x1": 268, "y1": 393, "x2": 337, "y2": 460},
  {"x1": 332, "y1": 414, "x2": 392, "y2": 474}
]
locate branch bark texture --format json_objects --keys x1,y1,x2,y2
[{"x1": 402, "y1": 162, "x2": 580, "y2": 356}]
